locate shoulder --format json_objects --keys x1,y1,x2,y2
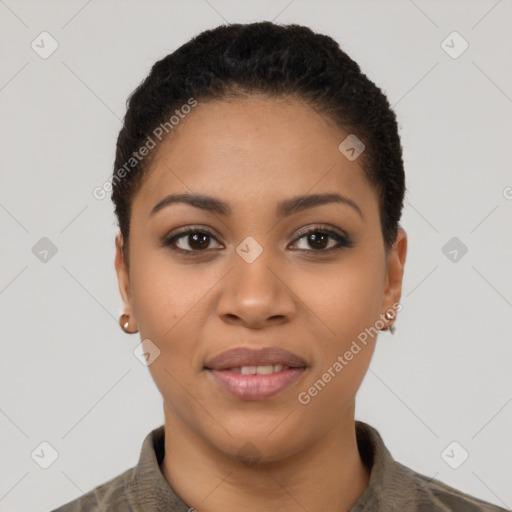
[
  {"x1": 353, "y1": 421, "x2": 509, "y2": 512},
  {"x1": 49, "y1": 466, "x2": 134, "y2": 512},
  {"x1": 394, "y1": 460, "x2": 510, "y2": 512},
  {"x1": 49, "y1": 424, "x2": 188, "y2": 512}
]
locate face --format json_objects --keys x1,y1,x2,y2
[{"x1": 115, "y1": 96, "x2": 407, "y2": 461}]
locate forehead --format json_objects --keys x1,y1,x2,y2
[{"x1": 132, "y1": 96, "x2": 378, "y2": 219}]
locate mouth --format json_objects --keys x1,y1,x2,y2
[{"x1": 204, "y1": 347, "x2": 308, "y2": 401}]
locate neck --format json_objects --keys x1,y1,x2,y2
[{"x1": 160, "y1": 403, "x2": 370, "y2": 512}]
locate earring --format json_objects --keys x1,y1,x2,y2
[
  {"x1": 384, "y1": 310, "x2": 396, "y2": 335},
  {"x1": 119, "y1": 314, "x2": 137, "y2": 334}
]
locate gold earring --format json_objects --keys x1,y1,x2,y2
[{"x1": 119, "y1": 314, "x2": 137, "y2": 334}]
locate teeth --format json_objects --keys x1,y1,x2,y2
[
  {"x1": 239, "y1": 364, "x2": 284, "y2": 375},
  {"x1": 256, "y1": 365, "x2": 274, "y2": 375}
]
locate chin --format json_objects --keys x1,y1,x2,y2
[{"x1": 205, "y1": 424, "x2": 308, "y2": 465}]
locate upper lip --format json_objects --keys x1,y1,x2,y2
[{"x1": 204, "y1": 347, "x2": 307, "y2": 370}]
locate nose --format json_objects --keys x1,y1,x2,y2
[{"x1": 216, "y1": 248, "x2": 296, "y2": 329}]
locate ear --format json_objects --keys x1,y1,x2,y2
[
  {"x1": 114, "y1": 231, "x2": 138, "y2": 330},
  {"x1": 381, "y1": 227, "x2": 407, "y2": 322}
]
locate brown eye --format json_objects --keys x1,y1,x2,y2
[
  {"x1": 182, "y1": 232, "x2": 211, "y2": 250},
  {"x1": 290, "y1": 228, "x2": 353, "y2": 252},
  {"x1": 305, "y1": 232, "x2": 329, "y2": 250},
  {"x1": 162, "y1": 229, "x2": 222, "y2": 253}
]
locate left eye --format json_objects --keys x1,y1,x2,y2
[{"x1": 290, "y1": 229, "x2": 352, "y2": 252}]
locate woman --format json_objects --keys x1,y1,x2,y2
[{"x1": 52, "y1": 21, "x2": 508, "y2": 512}]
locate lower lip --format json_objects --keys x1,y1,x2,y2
[{"x1": 207, "y1": 367, "x2": 306, "y2": 400}]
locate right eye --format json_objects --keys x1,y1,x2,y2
[{"x1": 162, "y1": 228, "x2": 223, "y2": 254}]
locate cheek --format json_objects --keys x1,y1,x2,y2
[
  {"x1": 293, "y1": 262, "x2": 382, "y2": 418},
  {"x1": 289, "y1": 255, "x2": 384, "y2": 415},
  {"x1": 129, "y1": 245, "x2": 211, "y2": 339},
  {"x1": 127, "y1": 254, "x2": 206, "y2": 404},
  {"x1": 296, "y1": 344, "x2": 374, "y2": 432},
  {"x1": 128, "y1": 255, "x2": 204, "y2": 410},
  {"x1": 291, "y1": 257, "x2": 385, "y2": 349}
]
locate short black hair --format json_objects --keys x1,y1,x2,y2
[{"x1": 112, "y1": 21, "x2": 405, "y2": 261}]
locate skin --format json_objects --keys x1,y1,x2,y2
[{"x1": 115, "y1": 95, "x2": 407, "y2": 512}]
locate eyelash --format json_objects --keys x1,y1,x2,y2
[{"x1": 161, "y1": 225, "x2": 354, "y2": 256}]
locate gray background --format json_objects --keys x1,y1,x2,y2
[{"x1": 1, "y1": 0, "x2": 511, "y2": 510}]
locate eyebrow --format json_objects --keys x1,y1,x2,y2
[{"x1": 150, "y1": 192, "x2": 363, "y2": 219}]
